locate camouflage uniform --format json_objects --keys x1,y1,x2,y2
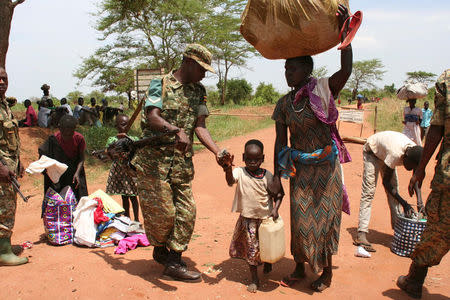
[
  {"x1": 133, "y1": 45, "x2": 213, "y2": 252},
  {"x1": 411, "y1": 69, "x2": 450, "y2": 267},
  {"x1": 0, "y1": 98, "x2": 20, "y2": 239}
]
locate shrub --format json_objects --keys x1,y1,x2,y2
[
  {"x1": 252, "y1": 82, "x2": 280, "y2": 105},
  {"x1": 78, "y1": 126, "x2": 117, "y2": 152},
  {"x1": 222, "y1": 78, "x2": 253, "y2": 105}
]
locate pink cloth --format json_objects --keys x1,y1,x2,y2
[
  {"x1": 114, "y1": 234, "x2": 150, "y2": 254},
  {"x1": 25, "y1": 105, "x2": 37, "y2": 126}
]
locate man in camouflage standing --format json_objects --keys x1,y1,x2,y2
[
  {"x1": 133, "y1": 44, "x2": 229, "y2": 282},
  {"x1": 0, "y1": 67, "x2": 28, "y2": 266},
  {"x1": 397, "y1": 69, "x2": 450, "y2": 299}
]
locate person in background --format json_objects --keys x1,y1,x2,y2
[
  {"x1": 403, "y1": 98, "x2": 423, "y2": 146},
  {"x1": 397, "y1": 69, "x2": 449, "y2": 299},
  {"x1": 73, "y1": 97, "x2": 84, "y2": 120},
  {"x1": 60, "y1": 98, "x2": 73, "y2": 116},
  {"x1": 420, "y1": 101, "x2": 432, "y2": 140},
  {"x1": 357, "y1": 94, "x2": 363, "y2": 109},
  {"x1": 37, "y1": 100, "x2": 51, "y2": 128},
  {"x1": 19, "y1": 99, "x2": 37, "y2": 127}
]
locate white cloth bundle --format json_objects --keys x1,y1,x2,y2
[
  {"x1": 26, "y1": 155, "x2": 68, "y2": 183},
  {"x1": 397, "y1": 80, "x2": 428, "y2": 100}
]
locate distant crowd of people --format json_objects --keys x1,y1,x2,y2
[{"x1": 17, "y1": 84, "x2": 124, "y2": 129}]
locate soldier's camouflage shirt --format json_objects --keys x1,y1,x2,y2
[
  {"x1": 0, "y1": 98, "x2": 20, "y2": 172},
  {"x1": 430, "y1": 69, "x2": 449, "y2": 189},
  {"x1": 133, "y1": 72, "x2": 209, "y2": 182}
]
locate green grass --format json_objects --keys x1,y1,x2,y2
[{"x1": 368, "y1": 97, "x2": 434, "y2": 133}]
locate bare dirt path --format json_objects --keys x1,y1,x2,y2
[{"x1": 1, "y1": 108, "x2": 448, "y2": 300}]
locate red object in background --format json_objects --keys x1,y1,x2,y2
[{"x1": 21, "y1": 241, "x2": 33, "y2": 249}]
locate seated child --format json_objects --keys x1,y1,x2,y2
[
  {"x1": 222, "y1": 139, "x2": 282, "y2": 293},
  {"x1": 39, "y1": 115, "x2": 88, "y2": 201},
  {"x1": 105, "y1": 114, "x2": 140, "y2": 221},
  {"x1": 19, "y1": 99, "x2": 37, "y2": 127}
]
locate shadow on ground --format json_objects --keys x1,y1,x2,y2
[
  {"x1": 347, "y1": 227, "x2": 392, "y2": 249},
  {"x1": 202, "y1": 257, "x2": 338, "y2": 295},
  {"x1": 92, "y1": 249, "x2": 203, "y2": 292},
  {"x1": 382, "y1": 288, "x2": 450, "y2": 300}
]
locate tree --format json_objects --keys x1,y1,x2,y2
[
  {"x1": 383, "y1": 83, "x2": 396, "y2": 95},
  {"x1": 0, "y1": 0, "x2": 25, "y2": 68},
  {"x1": 312, "y1": 66, "x2": 328, "y2": 78},
  {"x1": 253, "y1": 82, "x2": 280, "y2": 105},
  {"x1": 74, "y1": 55, "x2": 135, "y2": 107},
  {"x1": 406, "y1": 71, "x2": 436, "y2": 84},
  {"x1": 66, "y1": 91, "x2": 84, "y2": 105},
  {"x1": 222, "y1": 78, "x2": 252, "y2": 105},
  {"x1": 208, "y1": 0, "x2": 257, "y2": 105},
  {"x1": 347, "y1": 59, "x2": 385, "y2": 100},
  {"x1": 77, "y1": 0, "x2": 256, "y2": 106}
]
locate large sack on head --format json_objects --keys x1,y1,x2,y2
[
  {"x1": 396, "y1": 80, "x2": 428, "y2": 100},
  {"x1": 240, "y1": 0, "x2": 349, "y2": 59}
]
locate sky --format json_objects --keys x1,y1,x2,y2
[{"x1": 5, "y1": 0, "x2": 450, "y2": 101}]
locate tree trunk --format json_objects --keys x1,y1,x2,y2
[
  {"x1": 0, "y1": 0, "x2": 24, "y2": 69},
  {"x1": 127, "y1": 90, "x2": 132, "y2": 109},
  {"x1": 0, "y1": 2, "x2": 14, "y2": 69}
]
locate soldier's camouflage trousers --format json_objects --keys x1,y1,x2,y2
[
  {"x1": 136, "y1": 172, "x2": 196, "y2": 252},
  {"x1": 411, "y1": 187, "x2": 449, "y2": 266},
  {"x1": 0, "y1": 182, "x2": 17, "y2": 239}
]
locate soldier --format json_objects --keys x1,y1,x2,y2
[
  {"x1": 132, "y1": 44, "x2": 230, "y2": 282},
  {"x1": 0, "y1": 67, "x2": 28, "y2": 266},
  {"x1": 397, "y1": 69, "x2": 450, "y2": 299}
]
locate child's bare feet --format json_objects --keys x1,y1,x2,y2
[{"x1": 263, "y1": 263, "x2": 272, "y2": 274}]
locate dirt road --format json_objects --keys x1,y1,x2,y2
[{"x1": 1, "y1": 114, "x2": 448, "y2": 300}]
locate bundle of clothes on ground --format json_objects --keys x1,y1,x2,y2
[{"x1": 42, "y1": 188, "x2": 149, "y2": 254}]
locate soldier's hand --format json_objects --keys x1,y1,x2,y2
[
  {"x1": 0, "y1": 164, "x2": 14, "y2": 183},
  {"x1": 175, "y1": 129, "x2": 190, "y2": 153}
]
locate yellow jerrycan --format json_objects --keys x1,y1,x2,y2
[{"x1": 258, "y1": 216, "x2": 286, "y2": 263}]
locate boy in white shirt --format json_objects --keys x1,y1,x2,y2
[{"x1": 355, "y1": 131, "x2": 423, "y2": 252}]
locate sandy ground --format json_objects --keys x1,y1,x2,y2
[{"x1": 1, "y1": 107, "x2": 448, "y2": 300}]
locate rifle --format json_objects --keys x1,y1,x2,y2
[
  {"x1": 91, "y1": 128, "x2": 179, "y2": 169},
  {"x1": 0, "y1": 157, "x2": 32, "y2": 203}
]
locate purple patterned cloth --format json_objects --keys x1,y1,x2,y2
[
  {"x1": 294, "y1": 77, "x2": 351, "y2": 214},
  {"x1": 43, "y1": 186, "x2": 77, "y2": 245}
]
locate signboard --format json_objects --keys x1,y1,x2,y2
[
  {"x1": 134, "y1": 68, "x2": 165, "y2": 99},
  {"x1": 339, "y1": 109, "x2": 364, "y2": 124}
]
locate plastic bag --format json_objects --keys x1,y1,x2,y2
[
  {"x1": 397, "y1": 80, "x2": 428, "y2": 100},
  {"x1": 240, "y1": 0, "x2": 350, "y2": 59}
]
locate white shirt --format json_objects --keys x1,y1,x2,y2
[
  {"x1": 231, "y1": 167, "x2": 273, "y2": 219},
  {"x1": 364, "y1": 131, "x2": 416, "y2": 169},
  {"x1": 61, "y1": 104, "x2": 73, "y2": 116}
]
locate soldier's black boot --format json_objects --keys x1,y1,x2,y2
[
  {"x1": 397, "y1": 262, "x2": 428, "y2": 299},
  {"x1": 153, "y1": 246, "x2": 169, "y2": 265},
  {"x1": 162, "y1": 250, "x2": 201, "y2": 282},
  {"x1": 0, "y1": 237, "x2": 28, "y2": 266}
]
